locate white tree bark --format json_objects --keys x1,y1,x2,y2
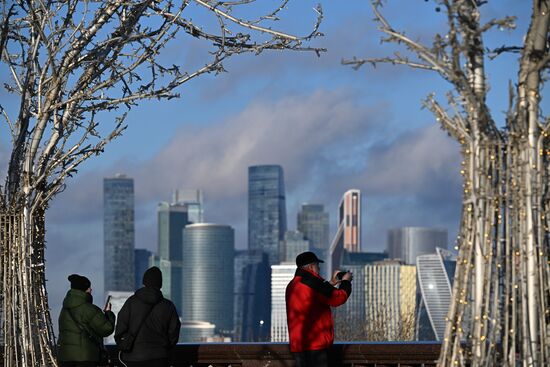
[
  {"x1": 346, "y1": 0, "x2": 550, "y2": 365},
  {"x1": 0, "y1": 1, "x2": 324, "y2": 365}
]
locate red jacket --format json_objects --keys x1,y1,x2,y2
[{"x1": 285, "y1": 268, "x2": 351, "y2": 352}]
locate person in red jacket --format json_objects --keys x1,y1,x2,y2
[{"x1": 285, "y1": 251, "x2": 352, "y2": 367}]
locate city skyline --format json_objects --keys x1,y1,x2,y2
[{"x1": 37, "y1": 1, "x2": 529, "y2": 333}]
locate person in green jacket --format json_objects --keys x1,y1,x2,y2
[{"x1": 58, "y1": 274, "x2": 115, "y2": 367}]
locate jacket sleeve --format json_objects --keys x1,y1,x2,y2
[
  {"x1": 114, "y1": 300, "x2": 131, "y2": 343},
  {"x1": 324, "y1": 280, "x2": 352, "y2": 307},
  {"x1": 167, "y1": 303, "x2": 181, "y2": 347},
  {"x1": 88, "y1": 306, "x2": 116, "y2": 338}
]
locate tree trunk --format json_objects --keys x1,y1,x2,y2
[{"x1": 1, "y1": 207, "x2": 57, "y2": 366}]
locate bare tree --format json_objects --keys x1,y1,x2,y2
[
  {"x1": 0, "y1": 1, "x2": 323, "y2": 365},
  {"x1": 345, "y1": 0, "x2": 550, "y2": 365}
]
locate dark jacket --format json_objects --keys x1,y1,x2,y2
[
  {"x1": 285, "y1": 268, "x2": 351, "y2": 353},
  {"x1": 58, "y1": 289, "x2": 116, "y2": 362},
  {"x1": 115, "y1": 286, "x2": 181, "y2": 362}
]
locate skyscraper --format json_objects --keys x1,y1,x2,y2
[
  {"x1": 416, "y1": 248, "x2": 456, "y2": 340},
  {"x1": 134, "y1": 248, "x2": 152, "y2": 290},
  {"x1": 364, "y1": 260, "x2": 417, "y2": 341},
  {"x1": 182, "y1": 223, "x2": 234, "y2": 335},
  {"x1": 270, "y1": 264, "x2": 296, "y2": 342},
  {"x1": 156, "y1": 202, "x2": 190, "y2": 313},
  {"x1": 329, "y1": 189, "x2": 361, "y2": 274},
  {"x1": 387, "y1": 227, "x2": 448, "y2": 265},
  {"x1": 172, "y1": 189, "x2": 204, "y2": 223},
  {"x1": 248, "y1": 165, "x2": 287, "y2": 265},
  {"x1": 279, "y1": 230, "x2": 309, "y2": 264},
  {"x1": 233, "y1": 250, "x2": 270, "y2": 342},
  {"x1": 297, "y1": 204, "x2": 329, "y2": 259},
  {"x1": 104, "y1": 174, "x2": 135, "y2": 293}
]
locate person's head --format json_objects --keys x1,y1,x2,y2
[
  {"x1": 296, "y1": 251, "x2": 324, "y2": 275},
  {"x1": 68, "y1": 274, "x2": 92, "y2": 293},
  {"x1": 143, "y1": 266, "x2": 163, "y2": 290}
]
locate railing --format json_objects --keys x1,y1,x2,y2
[{"x1": 105, "y1": 342, "x2": 441, "y2": 366}]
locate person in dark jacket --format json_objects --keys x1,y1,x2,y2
[
  {"x1": 285, "y1": 251, "x2": 352, "y2": 367},
  {"x1": 115, "y1": 266, "x2": 181, "y2": 367},
  {"x1": 58, "y1": 274, "x2": 115, "y2": 367}
]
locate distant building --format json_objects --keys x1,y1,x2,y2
[
  {"x1": 334, "y1": 250, "x2": 389, "y2": 339},
  {"x1": 104, "y1": 175, "x2": 135, "y2": 294},
  {"x1": 416, "y1": 248, "x2": 456, "y2": 341},
  {"x1": 279, "y1": 230, "x2": 309, "y2": 263},
  {"x1": 156, "y1": 202, "x2": 190, "y2": 313},
  {"x1": 364, "y1": 261, "x2": 417, "y2": 341},
  {"x1": 248, "y1": 165, "x2": 287, "y2": 266},
  {"x1": 103, "y1": 291, "x2": 133, "y2": 344},
  {"x1": 270, "y1": 264, "x2": 296, "y2": 342},
  {"x1": 329, "y1": 189, "x2": 361, "y2": 274},
  {"x1": 134, "y1": 248, "x2": 152, "y2": 290},
  {"x1": 172, "y1": 189, "x2": 204, "y2": 224},
  {"x1": 297, "y1": 204, "x2": 329, "y2": 259},
  {"x1": 179, "y1": 321, "x2": 215, "y2": 343},
  {"x1": 387, "y1": 227, "x2": 448, "y2": 265},
  {"x1": 233, "y1": 250, "x2": 270, "y2": 342},
  {"x1": 182, "y1": 224, "x2": 234, "y2": 336}
]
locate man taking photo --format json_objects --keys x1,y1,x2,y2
[{"x1": 285, "y1": 251, "x2": 353, "y2": 367}]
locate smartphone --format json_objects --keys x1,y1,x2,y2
[{"x1": 105, "y1": 295, "x2": 111, "y2": 309}]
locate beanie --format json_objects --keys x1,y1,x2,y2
[
  {"x1": 143, "y1": 266, "x2": 163, "y2": 289},
  {"x1": 68, "y1": 274, "x2": 91, "y2": 291}
]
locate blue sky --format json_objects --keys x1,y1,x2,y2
[{"x1": 0, "y1": 1, "x2": 533, "y2": 323}]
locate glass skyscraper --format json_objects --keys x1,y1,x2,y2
[
  {"x1": 156, "y1": 202, "x2": 190, "y2": 313},
  {"x1": 329, "y1": 189, "x2": 361, "y2": 275},
  {"x1": 182, "y1": 224, "x2": 234, "y2": 335},
  {"x1": 387, "y1": 227, "x2": 448, "y2": 265},
  {"x1": 134, "y1": 248, "x2": 152, "y2": 290},
  {"x1": 104, "y1": 175, "x2": 135, "y2": 293},
  {"x1": 248, "y1": 165, "x2": 287, "y2": 266},
  {"x1": 279, "y1": 230, "x2": 309, "y2": 264},
  {"x1": 297, "y1": 204, "x2": 329, "y2": 255}
]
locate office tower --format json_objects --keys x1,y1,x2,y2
[
  {"x1": 103, "y1": 291, "x2": 133, "y2": 344},
  {"x1": 334, "y1": 250, "x2": 389, "y2": 340},
  {"x1": 364, "y1": 261, "x2": 417, "y2": 341},
  {"x1": 270, "y1": 264, "x2": 296, "y2": 342},
  {"x1": 387, "y1": 227, "x2": 448, "y2": 265},
  {"x1": 173, "y1": 189, "x2": 204, "y2": 223},
  {"x1": 182, "y1": 224, "x2": 234, "y2": 335},
  {"x1": 157, "y1": 202, "x2": 190, "y2": 313},
  {"x1": 416, "y1": 248, "x2": 456, "y2": 341},
  {"x1": 248, "y1": 165, "x2": 287, "y2": 265},
  {"x1": 104, "y1": 175, "x2": 135, "y2": 294},
  {"x1": 279, "y1": 230, "x2": 309, "y2": 264},
  {"x1": 134, "y1": 248, "x2": 152, "y2": 290},
  {"x1": 297, "y1": 204, "x2": 329, "y2": 257},
  {"x1": 329, "y1": 189, "x2": 361, "y2": 274},
  {"x1": 234, "y1": 250, "x2": 270, "y2": 341}
]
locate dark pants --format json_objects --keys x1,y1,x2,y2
[
  {"x1": 293, "y1": 349, "x2": 329, "y2": 367},
  {"x1": 123, "y1": 358, "x2": 169, "y2": 367},
  {"x1": 59, "y1": 362, "x2": 97, "y2": 367}
]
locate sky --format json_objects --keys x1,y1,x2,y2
[{"x1": 0, "y1": 0, "x2": 534, "y2": 327}]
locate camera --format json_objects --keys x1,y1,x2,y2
[{"x1": 336, "y1": 271, "x2": 348, "y2": 280}]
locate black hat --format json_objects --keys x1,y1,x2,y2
[
  {"x1": 68, "y1": 274, "x2": 91, "y2": 291},
  {"x1": 143, "y1": 266, "x2": 163, "y2": 289},
  {"x1": 296, "y1": 251, "x2": 325, "y2": 267}
]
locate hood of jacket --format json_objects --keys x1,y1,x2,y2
[
  {"x1": 62, "y1": 289, "x2": 92, "y2": 309},
  {"x1": 135, "y1": 286, "x2": 163, "y2": 305}
]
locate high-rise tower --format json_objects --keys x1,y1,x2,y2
[
  {"x1": 248, "y1": 165, "x2": 287, "y2": 265},
  {"x1": 329, "y1": 189, "x2": 361, "y2": 274},
  {"x1": 387, "y1": 227, "x2": 448, "y2": 265},
  {"x1": 104, "y1": 174, "x2": 135, "y2": 293},
  {"x1": 297, "y1": 204, "x2": 329, "y2": 259}
]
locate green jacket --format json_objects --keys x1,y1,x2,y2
[{"x1": 58, "y1": 289, "x2": 115, "y2": 362}]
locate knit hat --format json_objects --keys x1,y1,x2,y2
[
  {"x1": 143, "y1": 266, "x2": 163, "y2": 289},
  {"x1": 68, "y1": 274, "x2": 91, "y2": 291}
]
